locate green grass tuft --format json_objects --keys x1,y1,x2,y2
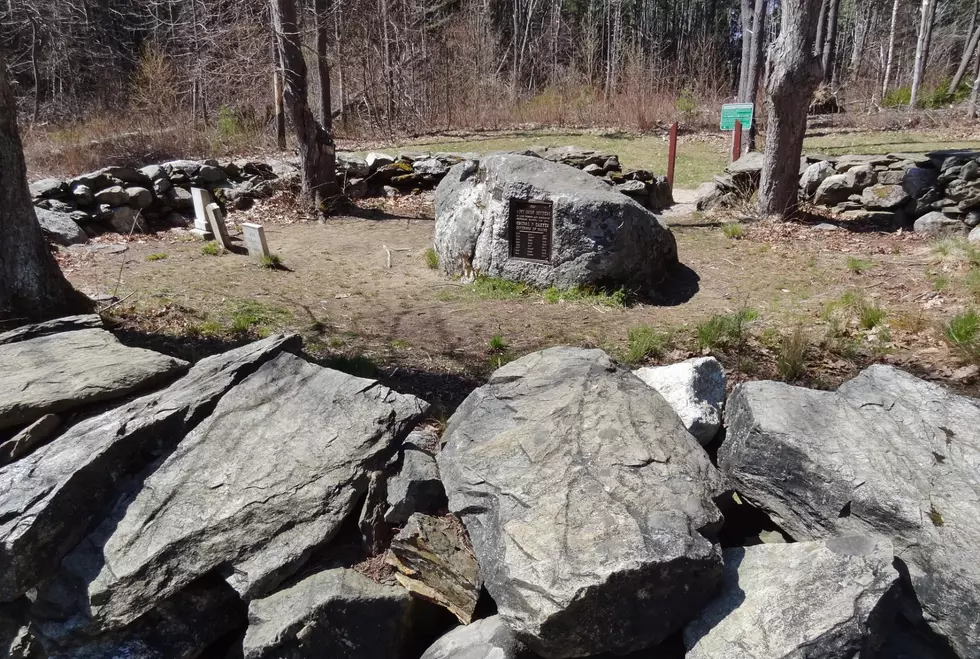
[
  {"x1": 846, "y1": 256, "x2": 873, "y2": 274},
  {"x1": 777, "y1": 326, "x2": 810, "y2": 382},
  {"x1": 722, "y1": 222, "x2": 746, "y2": 240},
  {"x1": 623, "y1": 326, "x2": 673, "y2": 365},
  {"x1": 943, "y1": 309, "x2": 980, "y2": 363},
  {"x1": 201, "y1": 241, "x2": 221, "y2": 256},
  {"x1": 695, "y1": 308, "x2": 759, "y2": 352},
  {"x1": 146, "y1": 253, "x2": 168, "y2": 262},
  {"x1": 261, "y1": 253, "x2": 284, "y2": 269},
  {"x1": 425, "y1": 247, "x2": 439, "y2": 270}
]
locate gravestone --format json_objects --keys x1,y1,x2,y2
[
  {"x1": 241, "y1": 223, "x2": 270, "y2": 259},
  {"x1": 434, "y1": 154, "x2": 677, "y2": 289},
  {"x1": 206, "y1": 203, "x2": 231, "y2": 251},
  {"x1": 190, "y1": 188, "x2": 215, "y2": 238}
]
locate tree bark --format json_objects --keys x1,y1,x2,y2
[
  {"x1": 950, "y1": 2, "x2": 980, "y2": 95},
  {"x1": 738, "y1": 0, "x2": 752, "y2": 101},
  {"x1": 745, "y1": 0, "x2": 766, "y2": 151},
  {"x1": 0, "y1": 51, "x2": 89, "y2": 322},
  {"x1": 758, "y1": 0, "x2": 824, "y2": 218},
  {"x1": 910, "y1": 0, "x2": 937, "y2": 109},
  {"x1": 270, "y1": 0, "x2": 338, "y2": 214},
  {"x1": 821, "y1": 0, "x2": 840, "y2": 84},
  {"x1": 882, "y1": 0, "x2": 900, "y2": 99},
  {"x1": 272, "y1": 37, "x2": 286, "y2": 150},
  {"x1": 970, "y1": 51, "x2": 980, "y2": 117},
  {"x1": 314, "y1": 0, "x2": 332, "y2": 133}
]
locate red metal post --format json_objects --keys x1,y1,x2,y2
[
  {"x1": 667, "y1": 122, "x2": 678, "y2": 191},
  {"x1": 732, "y1": 120, "x2": 743, "y2": 163}
]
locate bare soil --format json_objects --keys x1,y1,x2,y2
[{"x1": 59, "y1": 190, "x2": 980, "y2": 415}]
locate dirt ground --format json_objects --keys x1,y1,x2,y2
[{"x1": 59, "y1": 187, "x2": 980, "y2": 414}]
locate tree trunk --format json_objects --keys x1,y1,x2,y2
[
  {"x1": 270, "y1": 0, "x2": 338, "y2": 214},
  {"x1": 882, "y1": 0, "x2": 900, "y2": 99},
  {"x1": 758, "y1": 0, "x2": 824, "y2": 218},
  {"x1": 950, "y1": 2, "x2": 980, "y2": 95},
  {"x1": 315, "y1": 0, "x2": 332, "y2": 133},
  {"x1": 970, "y1": 51, "x2": 980, "y2": 117},
  {"x1": 272, "y1": 37, "x2": 286, "y2": 150},
  {"x1": 745, "y1": 0, "x2": 766, "y2": 150},
  {"x1": 815, "y1": 0, "x2": 829, "y2": 58},
  {"x1": 821, "y1": 0, "x2": 840, "y2": 84},
  {"x1": 0, "y1": 52, "x2": 89, "y2": 323},
  {"x1": 910, "y1": 0, "x2": 937, "y2": 110},
  {"x1": 738, "y1": 0, "x2": 752, "y2": 101}
]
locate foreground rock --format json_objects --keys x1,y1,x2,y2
[
  {"x1": 387, "y1": 514, "x2": 482, "y2": 623},
  {"x1": 0, "y1": 334, "x2": 299, "y2": 602},
  {"x1": 0, "y1": 314, "x2": 102, "y2": 345},
  {"x1": 684, "y1": 536, "x2": 899, "y2": 659},
  {"x1": 385, "y1": 428, "x2": 446, "y2": 524},
  {"x1": 243, "y1": 568, "x2": 415, "y2": 659},
  {"x1": 720, "y1": 365, "x2": 980, "y2": 657},
  {"x1": 633, "y1": 357, "x2": 726, "y2": 446},
  {"x1": 35, "y1": 352, "x2": 428, "y2": 637},
  {"x1": 0, "y1": 414, "x2": 61, "y2": 466},
  {"x1": 34, "y1": 209, "x2": 86, "y2": 246},
  {"x1": 435, "y1": 154, "x2": 677, "y2": 290},
  {"x1": 421, "y1": 615, "x2": 534, "y2": 659},
  {"x1": 0, "y1": 328, "x2": 187, "y2": 430},
  {"x1": 438, "y1": 347, "x2": 726, "y2": 658}
]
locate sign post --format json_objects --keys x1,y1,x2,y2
[
  {"x1": 732, "y1": 121, "x2": 743, "y2": 163},
  {"x1": 667, "y1": 122, "x2": 678, "y2": 191},
  {"x1": 720, "y1": 103, "x2": 754, "y2": 132}
]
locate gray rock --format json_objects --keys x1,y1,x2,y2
[
  {"x1": 421, "y1": 616, "x2": 534, "y2": 659},
  {"x1": 814, "y1": 173, "x2": 858, "y2": 206},
  {"x1": 962, "y1": 160, "x2": 979, "y2": 182},
  {"x1": 800, "y1": 161, "x2": 836, "y2": 196},
  {"x1": 850, "y1": 163, "x2": 877, "y2": 189},
  {"x1": 71, "y1": 184, "x2": 94, "y2": 207},
  {"x1": 34, "y1": 208, "x2": 86, "y2": 246},
  {"x1": 242, "y1": 568, "x2": 414, "y2": 659},
  {"x1": 437, "y1": 347, "x2": 725, "y2": 658},
  {"x1": 93, "y1": 186, "x2": 129, "y2": 207},
  {"x1": 835, "y1": 154, "x2": 891, "y2": 171},
  {"x1": 914, "y1": 211, "x2": 965, "y2": 236},
  {"x1": 842, "y1": 210, "x2": 904, "y2": 228},
  {"x1": 346, "y1": 177, "x2": 368, "y2": 199},
  {"x1": 165, "y1": 186, "x2": 194, "y2": 210},
  {"x1": 970, "y1": 225, "x2": 980, "y2": 244},
  {"x1": 105, "y1": 206, "x2": 147, "y2": 234},
  {"x1": 695, "y1": 181, "x2": 728, "y2": 211},
  {"x1": 100, "y1": 167, "x2": 149, "y2": 187},
  {"x1": 861, "y1": 184, "x2": 910, "y2": 210},
  {"x1": 388, "y1": 513, "x2": 482, "y2": 624},
  {"x1": 0, "y1": 314, "x2": 103, "y2": 345},
  {"x1": 152, "y1": 177, "x2": 172, "y2": 196},
  {"x1": 139, "y1": 165, "x2": 166, "y2": 181},
  {"x1": 877, "y1": 169, "x2": 905, "y2": 186},
  {"x1": 434, "y1": 154, "x2": 677, "y2": 290},
  {"x1": 726, "y1": 151, "x2": 764, "y2": 177},
  {"x1": 684, "y1": 536, "x2": 899, "y2": 659},
  {"x1": 0, "y1": 334, "x2": 298, "y2": 602},
  {"x1": 195, "y1": 164, "x2": 226, "y2": 184},
  {"x1": 125, "y1": 187, "x2": 153, "y2": 209},
  {"x1": 38, "y1": 198, "x2": 76, "y2": 214},
  {"x1": 30, "y1": 178, "x2": 67, "y2": 199},
  {"x1": 162, "y1": 160, "x2": 202, "y2": 178},
  {"x1": 385, "y1": 429, "x2": 446, "y2": 524},
  {"x1": 966, "y1": 210, "x2": 980, "y2": 228},
  {"x1": 633, "y1": 357, "x2": 726, "y2": 446},
  {"x1": 0, "y1": 414, "x2": 60, "y2": 466},
  {"x1": 719, "y1": 366, "x2": 980, "y2": 657},
  {"x1": 337, "y1": 153, "x2": 371, "y2": 178},
  {"x1": 37, "y1": 352, "x2": 428, "y2": 635},
  {"x1": 583, "y1": 163, "x2": 605, "y2": 176},
  {"x1": 414, "y1": 158, "x2": 451, "y2": 177},
  {"x1": 0, "y1": 328, "x2": 186, "y2": 430},
  {"x1": 367, "y1": 152, "x2": 396, "y2": 170},
  {"x1": 616, "y1": 179, "x2": 648, "y2": 195}
]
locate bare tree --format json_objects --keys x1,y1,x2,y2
[
  {"x1": 910, "y1": 0, "x2": 938, "y2": 109},
  {"x1": 270, "y1": 0, "x2": 338, "y2": 213},
  {"x1": 758, "y1": 0, "x2": 824, "y2": 218},
  {"x1": 821, "y1": 0, "x2": 841, "y2": 83},
  {"x1": 949, "y1": 0, "x2": 980, "y2": 94},
  {"x1": 0, "y1": 51, "x2": 88, "y2": 321},
  {"x1": 882, "y1": 0, "x2": 901, "y2": 99}
]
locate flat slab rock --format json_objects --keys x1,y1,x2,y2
[
  {"x1": 0, "y1": 328, "x2": 187, "y2": 430},
  {"x1": 243, "y1": 568, "x2": 414, "y2": 659},
  {"x1": 434, "y1": 154, "x2": 677, "y2": 290},
  {"x1": 36, "y1": 351, "x2": 428, "y2": 637},
  {"x1": 720, "y1": 365, "x2": 980, "y2": 657},
  {"x1": 0, "y1": 334, "x2": 299, "y2": 603},
  {"x1": 421, "y1": 615, "x2": 535, "y2": 659},
  {"x1": 0, "y1": 314, "x2": 103, "y2": 346},
  {"x1": 438, "y1": 347, "x2": 726, "y2": 658},
  {"x1": 684, "y1": 536, "x2": 899, "y2": 659}
]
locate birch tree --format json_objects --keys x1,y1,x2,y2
[{"x1": 910, "y1": 0, "x2": 938, "y2": 109}]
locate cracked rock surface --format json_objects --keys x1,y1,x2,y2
[
  {"x1": 720, "y1": 365, "x2": 980, "y2": 657},
  {"x1": 438, "y1": 347, "x2": 726, "y2": 658}
]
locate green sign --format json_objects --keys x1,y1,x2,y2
[{"x1": 720, "y1": 103, "x2": 754, "y2": 131}]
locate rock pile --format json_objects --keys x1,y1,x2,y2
[
  {"x1": 696, "y1": 149, "x2": 980, "y2": 240},
  {"x1": 2, "y1": 317, "x2": 977, "y2": 659}
]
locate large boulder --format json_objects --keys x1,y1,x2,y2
[
  {"x1": 434, "y1": 155, "x2": 677, "y2": 290},
  {"x1": 719, "y1": 366, "x2": 980, "y2": 657},
  {"x1": 633, "y1": 357, "x2": 726, "y2": 446},
  {"x1": 813, "y1": 173, "x2": 858, "y2": 206},
  {"x1": 0, "y1": 328, "x2": 187, "y2": 430},
  {"x1": 34, "y1": 352, "x2": 428, "y2": 637},
  {"x1": 0, "y1": 335, "x2": 299, "y2": 602},
  {"x1": 684, "y1": 536, "x2": 899, "y2": 659},
  {"x1": 800, "y1": 161, "x2": 836, "y2": 197},
  {"x1": 438, "y1": 347, "x2": 726, "y2": 658},
  {"x1": 861, "y1": 184, "x2": 910, "y2": 211},
  {"x1": 914, "y1": 211, "x2": 965, "y2": 236},
  {"x1": 242, "y1": 568, "x2": 416, "y2": 659},
  {"x1": 34, "y1": 209, "x2": 86, "y2": 246},
  {"x1": 421, "y1": 616, "x2": 534, "y2": 659},
  {"x1": 0, "y1": 315, "x2": 102, "y2": 345}
]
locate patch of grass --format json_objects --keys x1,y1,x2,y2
[
  {"x1": 473, "y1": 276, "x2": 534, "y2": 300},
  {"x1": 227, "y1": 300, "x2": 292, "y2": 337},
  {"x1": 261, "y1": 253, "x2": 284, "y2": 269},
  {"x1": 777, "y1": 326, "x2": 810, "y2": 382},
  {"x1": 966, "y1": 269, "x2": 980, "y2": 302},
  {"x1": 928, "y1": 504, "x2": 945, "y2": 527},
  {"x1": 543, "y1": 285, "x2": 629, "y2": 308},
  {"x1": 858, "y1": 300, "x2": 887, "y2": 330},
  {"x1": 487, "y1": 333, "x2": 513, "y2": 370},
  {"x1": 623, "y1": 326, "x2": 673, "y2": 365},
  {"x1": 943, "y1": 309, "x2": 980, "y2": 363},
  {"x1": 324, "y1": 354, "x2": 378, "y2": 378},
  {"x1": 722, "y1": 222, "x2": 746, "y2": 240},
  {"x1": 201, "y1": 241, "x2": 221, "y2": 256},
  {"x1": 390, "y1": 339, "x2": 411, "y2": 349},
  {"x1": 928, "y1": 272, "x2": 951, "y2": 292},
  {"x1": 892, "y1": 310, "x2": 929, "y2": 334},
  {"x1": 425, "y1": 247, "x2": 439, "y2": 270},
  {"x1": 488, "y1": 334, "x2": 508, "y2": 353},
  {"x1": 695, "y1": 308, "x2": 759, "y2": 352},
  {"x1": 146, "y1": 253, "x2": 168, "y2": 262},
  {"x1": 846, "y1": 256, "x2": 873, "y2": 274}
]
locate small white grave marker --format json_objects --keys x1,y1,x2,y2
[
  {"x1": 205, "y1": 203, "x2": 231, "y2": 251},
  {"x1": 241, "y1": 223, "x2": 271, "y2": 259},
  {"x1": 190, "y1": 188, "x2": 215, "y2": 237}
]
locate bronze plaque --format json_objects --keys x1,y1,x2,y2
[{"x1": 509, "y1": 199, "x2": 553, "y2": 263}]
